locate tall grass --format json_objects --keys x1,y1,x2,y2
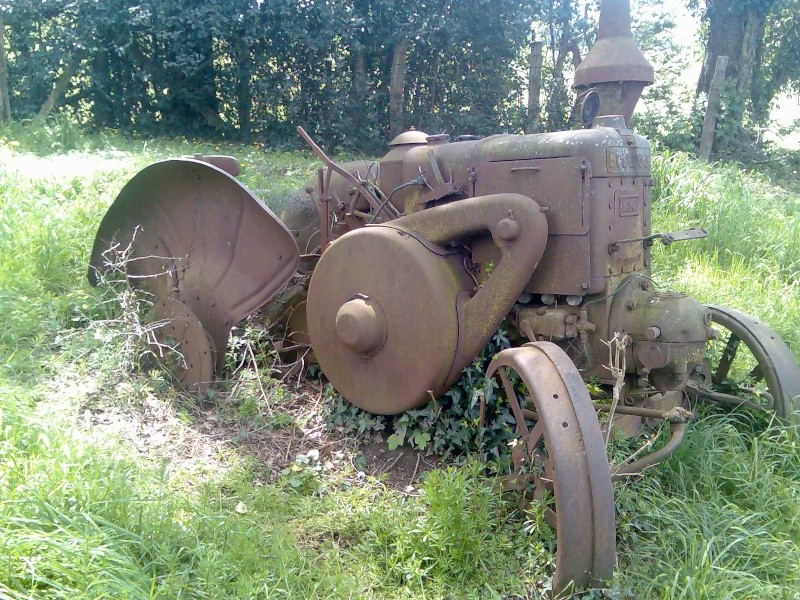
[
  {"x1": 614, "y1": 414, "x2": 800, "y2": 599},
  {"x1": 652, "y1": 151, "x2": 800, "y2": 279},
  {"x1": 0, "y1": 382, "x2": 360, "y2": 599},
  {"x1": 0, "y1": 376, "x2": 553, "y2": 598},
  {"x1": 1, "y1": 126, "x2": 800, "y2": 598},
  {"x1": 0, "y1": 124, "x2": 316, "y2": 378}
]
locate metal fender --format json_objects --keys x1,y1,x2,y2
[{"x1": 89, "y1": 158, "x2": 299, "y2": 377}]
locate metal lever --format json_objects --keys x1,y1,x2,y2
[
  {"x1": 609, "y1": 227, "x2": 707, "y2": 254},
  {"x1": 296, "y1": 126, "x2": 400, "y2": 220}
]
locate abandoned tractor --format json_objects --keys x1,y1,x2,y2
[{"x1": 87, "y1": 0, "x2": 800, "y2": 594}]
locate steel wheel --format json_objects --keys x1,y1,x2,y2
[
  {"x1": 689, "y1": 306, "x2": 800, "y2": 423},
  {"x1": 486, "y1": 341, "x2": 616, "y2": 595},
  {"x1": 151, "y1": 298, "x2": 215, "y2": 395}
]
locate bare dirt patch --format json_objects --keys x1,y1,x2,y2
[
  {"x1": 358, "y1": 439, "x2": 442, "y2": 490},
  {"x1": 77, "y1": 372, "x2": 442, "y2": 491}
]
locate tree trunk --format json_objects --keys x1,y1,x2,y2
[
  {"x1": 543, "y1": 5, "x2": 577, "y2": 132},
  {"x1": 185, "y1": 34, "x2": 223, "y2": 133},
  {"x1": 696, "y1": 0, "x2": 771, "y2": 123},
  {"x1": 737, "y1": 6, "x2": 764, "y2": 94},
  {"x1": 749, "y1": 25, "x2": 768, "y2": 124},
  {"x1": 526, "y1": 40, "x2": 543, "y2": 134},
  {"x1": 353, "y1": 47, "x2": 367, "y2": 107},
  {"x1": 389, "y1": 38, "x2": 408, "y2": 139},
  {"x1": 91, "y1": 50, "x2": 113, "y2": 128},
  {"x1": 697, "y1": 0, "x2": 739, "y2": 96},
  {"x1": 0, "y1": 11, "x2": 11, "y2": 123},
  {"x1": 36, "y1": 54, "x2": 83, "y2": 122},
  {"x1": 348, "y1": 46, "x2": 369, "y2": 144},
  {"x1": 236, "y1": 37, "x2": 252, "y2": 139},
  {"x1": 699, "y1": 55, "x2": 729, "y2": 161},
  {"x1": 427, "y1": 52, "x2": 440, "y2": 118}
]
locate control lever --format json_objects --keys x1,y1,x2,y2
[{"x1": 608, "y1": 227, "x2": 707, "y2": 254}]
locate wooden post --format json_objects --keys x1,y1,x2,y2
[
  {"x1": 526, "y1": 40, "x2": 543, "y2": 134},
  {"x1": 699, "y1": 55, "x2": 729, "y2": 161},
  {"x1": 389, "y1": 38, "x2": 408, "y2": 139},
  {"x1": 0, "y1": 11, "x2": 11, "y2": 123}
]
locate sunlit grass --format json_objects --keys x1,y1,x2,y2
[
  {"x1": 614, "y1": 413, "x2": 800, "y2": 598},
  {"x1": 652, "y1": 151, "x2": 800, "y2": 350}
]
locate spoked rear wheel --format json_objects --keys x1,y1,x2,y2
[
  {"x1": 486, "y1": 341, "x2": 615, "y2": 595},
  {"x1": 688, "y1": 306, "x2": 800, "y2": 423}
]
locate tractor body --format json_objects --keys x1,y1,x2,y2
[{"x1": 280, "y1": 118, "x2": 712, "y2": 418}]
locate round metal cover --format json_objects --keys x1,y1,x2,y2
[
  {"x1": 388, "y1": 130, "x2": 429, "y2": 146},
  {"x1": 306, "y1": 226, "x2": 467, "y2": 414}
]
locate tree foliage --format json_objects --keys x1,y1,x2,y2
[
  {"x1": 0, "y1": 0, "x2": 544, "y2": 149},
  {"x1": 2, "y1": 0, "x2": 799, "y2": 156}
]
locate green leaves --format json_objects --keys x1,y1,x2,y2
[
  {"x1": 3, "y1": 0, "x2": 541, "y2": 148},
  {"x1": 386, "y1": 432, "x2": 404, "y2": 451},
  {"x1": 324, "y1": 326, "x2": 518, "y2": 464}
]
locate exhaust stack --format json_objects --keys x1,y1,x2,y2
[{"x1": 573, "y1": 0, "x2": 654, "y2": 123}]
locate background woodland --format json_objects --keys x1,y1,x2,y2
[{"x1": 1, "y1": 0, "x2": 799, "y2": 156}]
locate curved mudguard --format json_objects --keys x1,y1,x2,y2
[{"x1": 89, "y1": 158, "x2": 300, "y2": 371}]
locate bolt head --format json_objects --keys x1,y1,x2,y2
[
  {"x1": 496, "y1": 217, "x2": 520, "y2": 242},
  {"x1": 644, "y1": 326, "x2": 661, "y2": 340}
]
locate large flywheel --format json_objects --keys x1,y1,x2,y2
[
  {"x1": 306, "y1": 192, "x2": 549, "y2": 414},
  {"x1": 486, "y1": 342, "x2": 616, "y2": 595}
]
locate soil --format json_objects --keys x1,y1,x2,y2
[
  {"x1": 358, "y1": 439, "x2": 442, "y2": 490},
  {"x1": 79, "y1": 373, "x2": 441, "y2": 492}
]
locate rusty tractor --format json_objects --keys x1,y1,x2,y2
[{"x1": 87, "y1": 0, "x2": 800, "y2": 594}]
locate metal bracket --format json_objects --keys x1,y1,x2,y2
[{"x1": 416, "y1": 181, "x2": 461, "y2": 206}]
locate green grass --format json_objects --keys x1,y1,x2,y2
[{"x1": 2, "y1": 121, "x2": 800, "y2": 598}]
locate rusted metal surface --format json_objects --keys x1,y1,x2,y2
[
  {"x1": 180, "y1": 154, "x2": 241, "y2": 177},
  {"x1": 607, "y1": 275, "x2": 713, "y2": 392},
  {"x1": 89, "y1": 158, "x2": 299, "y2": 382},
  {"x1": 591, "y1": 403, "x2": 692, "y2": 423},
  {"x1": 151, "y1": 297, "x2": 214, "y2": 394},
  {"x1": 485, "y1": 342, "x2": 616, "y2": 595},
  {"x1": 306, "y1": 193, "x2": 548, "y2": 414},
  {"x1": 393, "y1": 194, "x2": 549, "y2": 387},
  {"x1": 306, "y1": 224, "x2": 465, "y2": 413},
  {"x1": 573, "y1": 0, "x2": 654, "y2": 122},
  {"x1": 613, "y1": 422, "x2": 686, "y2": 478}
]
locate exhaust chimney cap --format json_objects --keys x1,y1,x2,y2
[{"x1": 573, "y1": 0, "x2": 654, "y2": 89}]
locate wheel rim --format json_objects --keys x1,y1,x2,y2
[
  {"x1": 690, "y1": 306, "x2": 800, "y2": 422},
  {"x1": 151, "y1": 298, "x2": 215, "y2": 395},
  {"x1": 486, "y1": 341, "x2": 616, "y2": 594}
]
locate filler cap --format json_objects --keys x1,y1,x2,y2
[{"x1": 388, "y1": 129, "x2": 430, "y2": 146}]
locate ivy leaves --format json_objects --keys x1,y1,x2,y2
[{"x1": 325, "y1": 326, "x2": 519, "y2": 467}]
